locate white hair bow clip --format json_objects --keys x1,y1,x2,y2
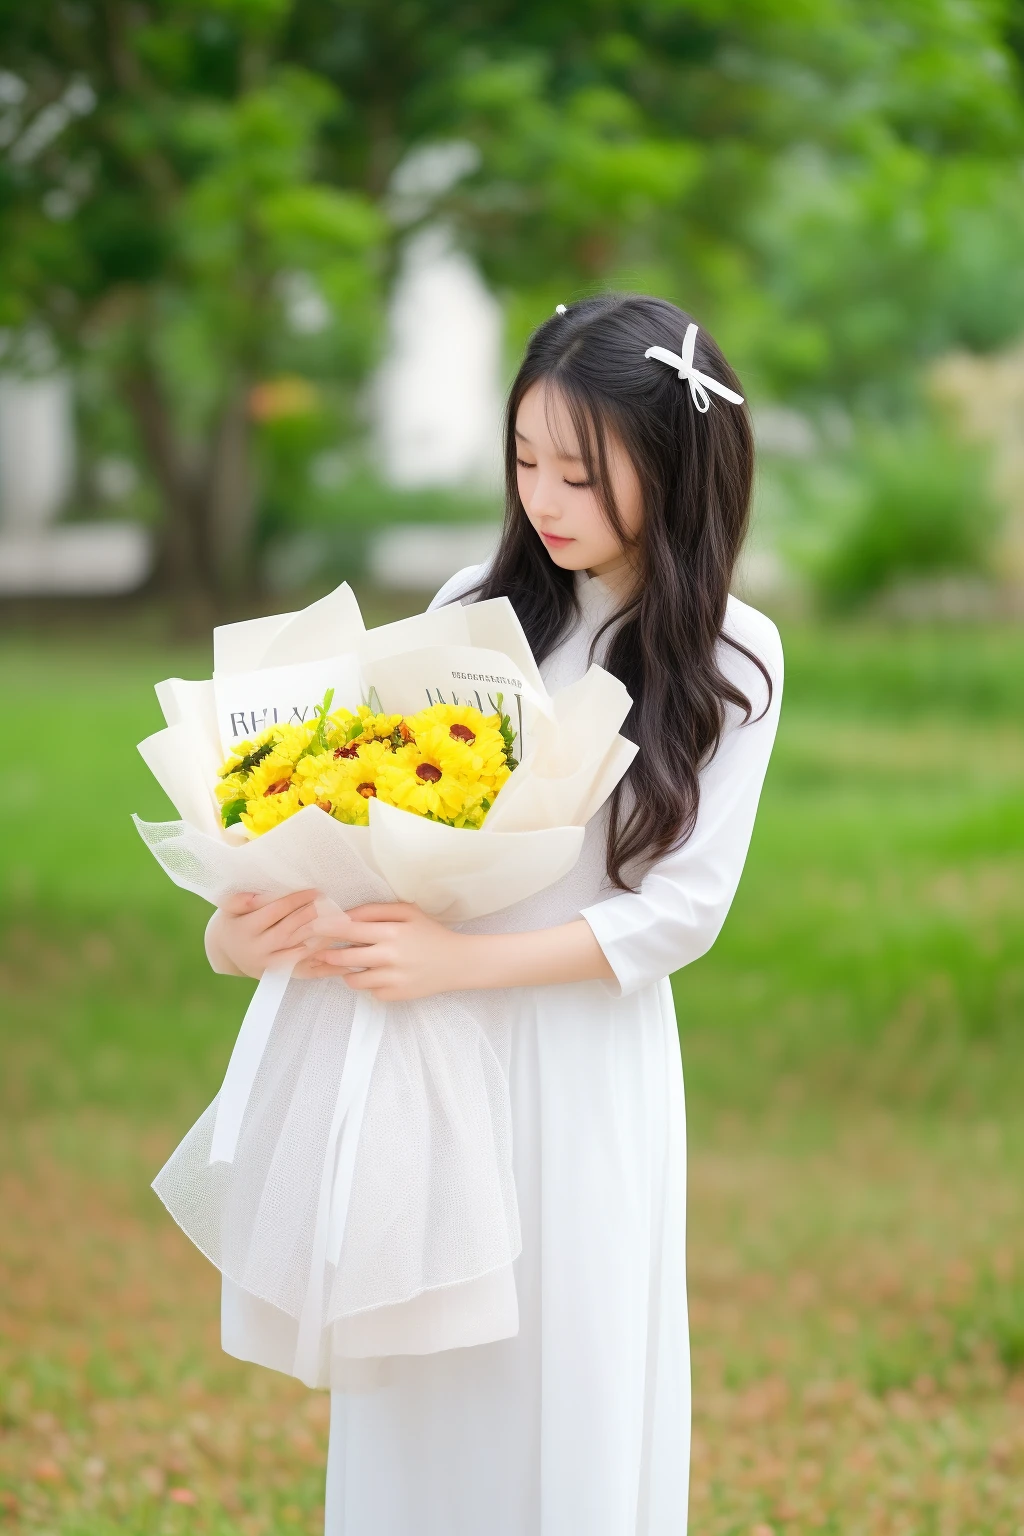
[{"x1": 644, "y1": 323, "x2": 744, "y2": 414}]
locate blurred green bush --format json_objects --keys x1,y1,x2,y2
[
  {"x1": 817, "y1": 426, "x2": 998, "y2": 609},
  {"x1": 761, "y1": 415, "x2": 1000, "y2": 611}
]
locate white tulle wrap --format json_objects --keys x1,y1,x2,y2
[{"x1": 135, "y1": 583, "x2": 636, "y2": 1388}]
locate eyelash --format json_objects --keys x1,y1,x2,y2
[{"x1": 516, "y1": 458, "x2": 592, "y2": 489}]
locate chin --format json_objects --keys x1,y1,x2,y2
[{"x1": 542, "y1": 543, "x2": 590, "y2": 572}]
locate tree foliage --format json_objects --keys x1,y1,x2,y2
[
  {"x1": 288, "y1": 0, "x2": 1024, "y2": 393},
  {"x1": 1, "y1": 0, "x2": 1023, "y2": 602},
  {"x1": 0, "y1": 1, "x2": 382, "y2": 604}
]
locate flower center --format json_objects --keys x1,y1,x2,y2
[
  {"x1": 264, "y1": 777, "x2": 291, "y2": 796},
  {"x1": 334, "y1": 744, "x2": 359, "y2": 758},
  {"x1": 357, "y1": 782, "x2": 377, "y2": 798},
  {"x1": 316, "y1": 798, "x2": 332, "y2": 813},
  {"x1": 416, "y1": 762, "x2": 442, "y2": 783},
  {"x1": 448, "y1": 723, "x2": 476, "y2": 744}
]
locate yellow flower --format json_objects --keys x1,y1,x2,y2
[
  {"x1": 217, "y1": 699, "x2": 512, "y2": 836},
  {"x1": 240, "y1": 781, "x2": 302, "y2": 836},
  {"x1": 406, "y1": 701, "x2": 497, "y2": 738},
  {"x1": 216, "y1": 770, "x2": 247, "y2": 806},
  {"x1": 402, "y1": 718, "x2": 509, "y2": 798},
  {"x1": 274, "y1": 722, "x2": 320, "y2": 765},
  {"x1": 377, "y1": 743, "x2": 490, "y2": 828},
  {"x1": 245, "y1": 751, "x2": 299, "y2": 800},
  {"x1": 406, "y1": 705, "x2": 511, "y2": 796},
  {"x1": 290, "y1": 741, "x2": 390, "y2": 826},
  {"x1": 355, "y1": 709, "x2": 408, "y2": 746},
  {"x1": 216, "y1": 725, "x2": 278, "y2": 779},
  {"x1": 323, "y1": 705, "x2": 361, "y2": 750}
]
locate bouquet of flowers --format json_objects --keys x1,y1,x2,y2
[
  {"x1": 135, "y1": 581, "x2": 636, "y2": 1389},
  {"x1": 215, "y1": 693, "x2": 518, "y2": 836}
]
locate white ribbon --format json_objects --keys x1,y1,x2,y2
[
  {"x1": 209, "y1": 964, "x2": 294, "y2": 1165},
  {"x1": 644, "y1": 323, "x2": 745, "y2": 414},
  {"x1": 293, "y1": 991, "x2": 387, "y2": 1386},
  {"x1": 206, "y1": 959, "x2": 388, "y2": 1387}
]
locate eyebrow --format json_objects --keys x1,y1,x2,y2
[{"x1": 514, "y1": 428, "x2": 584, "y2": 461}]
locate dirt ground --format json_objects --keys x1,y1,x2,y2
[{"x1": 3, "y1": 1112, "x2": 1023, "y2": 1536}]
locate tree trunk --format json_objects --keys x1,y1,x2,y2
[
  {"x1": 203, "y1": 380, "x2": 257, "y2": 598},
  {"x1": 122, "y1": 356, "x2": 215, "y2": 629}
]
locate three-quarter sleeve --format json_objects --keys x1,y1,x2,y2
[{"x1": 581, "y1": 604, "x2": 783, "y2": 997}]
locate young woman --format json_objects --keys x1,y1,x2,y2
[{"x1": 209, "y1": 294, "x2": 783, "y2": 1535}]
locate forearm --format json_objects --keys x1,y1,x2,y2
[{"x1": 454, "y1": 919, "x2": 615, "y2": 992}]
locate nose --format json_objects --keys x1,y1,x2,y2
[{"x1": 523, "y1": 466, "x2": 564, "y2": 523}]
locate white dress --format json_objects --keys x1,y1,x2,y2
[{"x1": 323, "y1": 568, "x2": 783, "y2": 1536}]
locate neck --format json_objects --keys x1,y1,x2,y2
[{"x1": 587, "y1": 556, "x2": 638, "y2": 602}]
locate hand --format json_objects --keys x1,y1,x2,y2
[
  {"x1": 209, "y1": 890, "x2": 321, "y2": 980},
  {"x1": 304, "y1": 903, "x2": 467, "y2": 1002}
]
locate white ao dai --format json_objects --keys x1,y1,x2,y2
[{"x1": 317, "y1": 568, "x2": 783, "y2": 1536}]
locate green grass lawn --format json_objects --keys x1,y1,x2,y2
[{"x1": 2, "y1": 613, "x2": 1023, "y2": 1534}]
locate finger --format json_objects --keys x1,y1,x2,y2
[
  {"x1": 257, "y1": 944, "x2": 311, "y2": 973},
  {"x1": 341, "y1": 967, "x2": 399, "y2": 992},
  {"x1": 308, "y1": 909, "x2": 361, "y2": 940},
  {"x1": 220, "y1": 891, "x2": 259, "y2": 916},
  {"x1": 317, "y1": 945, "x2": 390, "y2": 971},
  {"x1": 247, "y1": 890, "x2": 321, "y2": 934},
  {"x1": 343, "y1": 903, "x2": 418, "y2": 924},
  {"x1": 264, "y1": 902, "x2": 319, "y2": 944},
  {"x1": 292, "y1": 953, "x2": 345, "y2": 980},
  {"x1": 309, "y1": 915, "x2": 397, "y2": 947}
]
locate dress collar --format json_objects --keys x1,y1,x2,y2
[{"x1": 575, "y1": 568, "x2": 623, "y2": 624}]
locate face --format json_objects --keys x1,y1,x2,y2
[{"x1": 514, "y1": 381, "x2": 643, "y2": 580}]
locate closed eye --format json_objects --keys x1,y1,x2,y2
[
  {"x1": 516, "y1": 457, "x2": 537, "y2": 470},
  {"x1": 564, "y1": 477, "x2": 593, "y2": 489}
]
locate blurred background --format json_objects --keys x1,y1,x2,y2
[{"x1": 2, "y1": 3, "x2": 1023, "y2": 1533}]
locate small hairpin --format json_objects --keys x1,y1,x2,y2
[{"x1": 644, "y1": 323, "x2": 744, "y2": 414}]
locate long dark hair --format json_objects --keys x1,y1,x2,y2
[{"x1": 468, "y1": 293, "x2": 771, "y2": 889}]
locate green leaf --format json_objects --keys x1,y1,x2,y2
[
  {"x1": 234, "y1": 739, "x2": 275, "y2": 775},
  {"x1": 221, "y1": 797, "x2": 247, "y2": 828}
]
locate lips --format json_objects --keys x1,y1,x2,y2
[{"x1": 540, "y1": 531, "x2": 573, "y2": 548}]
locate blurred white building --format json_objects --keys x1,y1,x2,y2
[
  {"x1": 0, "y1": 372, "x2": 151, "y2": 596},
  {"x1": 365, "y1": 142, "x2": 505, "y2": 591},
  {"x1": 373, "y1": 224, "x2": 504, "y2": 491}
]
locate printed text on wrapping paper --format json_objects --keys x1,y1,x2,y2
[
  {"x1": 229, "y1": 706, "x2": 318, "y2": 738},
  {"x1": 450, "y1": 671, "x2": 524, "y2": 687}
]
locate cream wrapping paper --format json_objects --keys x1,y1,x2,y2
[{"x1": 135, "y1": 583, "x2": 637, "y2": 1388}]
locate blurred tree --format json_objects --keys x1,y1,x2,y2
[
  {"x1": 0, "y1": 0, "x2": 382, "y2": 611},
  {"x1": 2, "y1": 0, "x2": 1023, "y2": 609},
  {"x1": 287, "y1": 0, "x2": 1024, "y2": 400}
]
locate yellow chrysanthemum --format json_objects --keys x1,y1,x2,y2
[
  {"x1": 215, "y1": 769, "x2": 247, "y2": 806},
  {"x1": 216, "y1": 726, "x2": 277, "y2": 780},
  {"x1": 406, "y1": 701, "x2": 497, "y2": 736},
  {"x1": 377, "y1": 744, "x2": 490, "y2": 828},
  {"x1": 412, "y1": 723, "x2": 509, "y2": 795},
  {"x1": 353, "y1": 709, "x2": 407, "y2": 746},
  {"x1": 240, "y1": 781, "x2": 302, "y2": 836},
  {"x1": 245, "y1": 751, "x2": 299, "y2": 800},
  {"x1": 288, "y1": 741, "x2": 390, "y2": 826},
  {"x1": 275, "y1": 722, "x2": 322, "y2": 765},
  {"x1": 405, "y1": 703, "x2": 511, "y2": 790}
]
